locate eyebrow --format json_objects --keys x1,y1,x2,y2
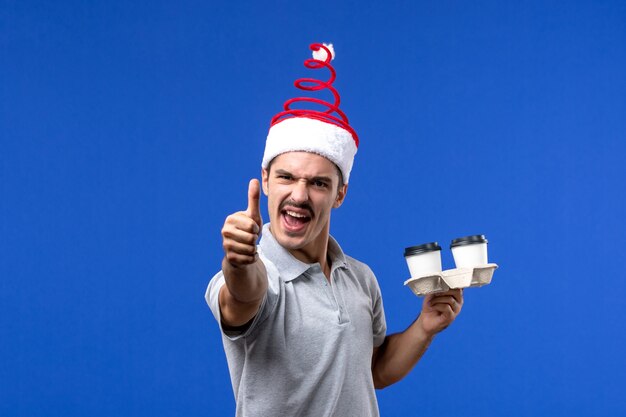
[
  {"x1": 274, "y1": 169, "x2": 333, "y2": 183},
  {"x1": 311, "y1": 176, "x2": 333, "y2": 183}
]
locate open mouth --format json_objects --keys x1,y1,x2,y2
[{"x1": 281, "y1": 208, "x2": 312, "y2": 232}]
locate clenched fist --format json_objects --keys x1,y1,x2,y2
[{"x1": 221, "y1": 179, "x2": 264, "y2": 267}]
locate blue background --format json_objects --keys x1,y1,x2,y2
[{"x1": 2, "y1": 1, "x2": 625, "y2": 416}]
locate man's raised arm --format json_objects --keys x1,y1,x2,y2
[{"x1": 218, "y1": 179, "x2": 268, "y2": 327}]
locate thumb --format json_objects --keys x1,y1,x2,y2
[{"x1": 246, "y1": 178, "x2": 263, "y2": 227}]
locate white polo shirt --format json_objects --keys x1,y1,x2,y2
[{"x1": 206, "y1": 223, "x2": 387, "y2": 417}]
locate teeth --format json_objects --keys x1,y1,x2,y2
[{"x1": 286, "y1": 210, "x2": 307, "y2": 218}]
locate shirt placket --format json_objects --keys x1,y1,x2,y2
[{"x1": 312, "y1": 265, "x2": 349, "y2": 325}]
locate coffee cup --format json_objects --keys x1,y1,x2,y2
[
  {"x1": 404, "y1": 242, "x2": 442, "y2": 278},
  {"x1": 450, "y1": 235, "x2": 488, "y2": 268}
]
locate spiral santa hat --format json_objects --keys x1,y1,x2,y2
[{"x1": 262, "y1": 43, "x2": 359, "y2": 183}]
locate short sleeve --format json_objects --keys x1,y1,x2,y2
[
  {"x1": 371, "y1": 273, "x2": 387, "y2": 348},
  {"x1": 205, "y1": 254, "x2": 280, "y2": 341}
]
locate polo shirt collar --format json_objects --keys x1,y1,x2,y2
[{"x1": 258, "y1": 223, "x2": 349, "y2": 282}]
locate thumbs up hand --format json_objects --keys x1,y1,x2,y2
[{"x1": 221, "y1": 179, "x2": 264, "y2": 268}]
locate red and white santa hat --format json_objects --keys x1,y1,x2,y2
[{"x1": 262, "y1": 43, "x2": 359, "y2": 183}]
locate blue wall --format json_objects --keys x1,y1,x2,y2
[{"x1": 2, "y1": 1, "x2": 625, "y2": 415}]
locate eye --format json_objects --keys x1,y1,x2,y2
[
  {"x1": 313, "y1": 180, "x2": 329, "y2": 188},
  {"x1": 277, "y1": 174, "x2": 292, "y2": 180}
]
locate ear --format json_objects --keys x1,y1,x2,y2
[
  {"x1": 261, "y1": 168, "x2": 269, "y2": 196},
  {"x1": 333, "y1": 183, "x2": 348, "y2": 208}
]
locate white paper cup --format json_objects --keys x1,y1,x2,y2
[
  {"x1": 450, "y1": 235, "x2": 488, "y2": 268},
  {"x1": 404, "y1": 242, "x2": 442, "y2": 278}
]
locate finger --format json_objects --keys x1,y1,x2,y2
[
  {"x1": 223, "y1": 240, "x2": 258, "y2": 257},
  {"x1": 430, "y1": 303, "x2": 455, "y2": 316},
  {"x1": 429, "y1": 295, "x2": 457, "y2": 307},
  {"x1": 433, "y1": 288, "x2": 462, "y2": 297},
  {"x1": 447, "y1": 289, "x2": 463, "y2": 304},
  {"x1": 430, "y1": 296, "x2": 462, "y2": 315},
  {"x1": 224, "y1": 212, "x2": 260, "y2": 235},
  {"x1": 431, "y1": 289, "x2": 463, "y2": 304},
  {"x1": 223, "y1": 229, "x2": 259, "y2": 247},
  {"x1": 246, "y1": 179, "x2": 262, "y2": 226},
  {"x1": 423, "y1": 293, "x2": 436, "y2": 305}
]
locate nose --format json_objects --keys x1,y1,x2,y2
[{"x1": 290, "y1": 179, "x2": 309, "y2": 203}]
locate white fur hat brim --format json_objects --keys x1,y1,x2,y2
[{"x1": 262, "y1": 117, "x2": 358, "y2": 184}]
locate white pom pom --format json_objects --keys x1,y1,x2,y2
[{"x1": 312, "y1": 43, "x2": 335, "y2": 61}]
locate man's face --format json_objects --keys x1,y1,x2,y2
[{"x1": 262, "y1": 152, "x2": 347, "y2": 259}]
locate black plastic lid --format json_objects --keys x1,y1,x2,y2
[
  {"x1": 404, "y1": 242, "x2": 441, "y2": 257},
  {"x1": 450, "y1": 235, "x2": 488, "y2": 248}
]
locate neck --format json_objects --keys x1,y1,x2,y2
[{"x1": 287, "y1": 224, "x2": 332, "y2": 279}]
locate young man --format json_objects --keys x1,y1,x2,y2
[{"x1": 206, "y1": 44, "x2": 463, "y2": 416}]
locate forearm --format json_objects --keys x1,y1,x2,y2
[
  {"x1": 219, "y1": 257, "x2": 268, "y2": 326},
  {"x1": 222, "y1": 256, "x2": 267, "y2": 302},
  {"x1": 372, "y1": 315, "x2": 434, "y2": 389}
]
